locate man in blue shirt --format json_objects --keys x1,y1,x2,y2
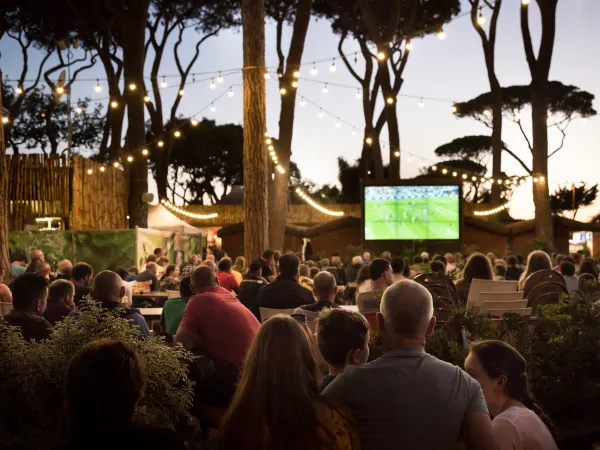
[{"x1": 11, "y1": 252, "x2": 27, "y2": 279}]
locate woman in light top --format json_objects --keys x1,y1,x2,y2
[{"x1": 465, "y1": 340, "x2": 559, "y2": 450}]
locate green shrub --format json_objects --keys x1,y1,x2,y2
[{"x1": 0, "y1": 301, "x2": 194, "y2": 450}]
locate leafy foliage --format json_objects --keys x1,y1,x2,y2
[
  {"x1": 550, "y1": 182, "x2": 598, "y2": 220},
  {"x1": 0, "y1": 301, "x2": 194, "y2": 449},
  {"x1": 434, "y1": 135, "x2": 497, "y2": 165}
]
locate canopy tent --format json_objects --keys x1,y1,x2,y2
[{"x1": 148, "y1": 204, "x2": 202, "y2": 234}]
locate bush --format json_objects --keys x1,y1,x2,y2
[{"x1": 0, "y1": 301, "x2": 194, "y2": 450}]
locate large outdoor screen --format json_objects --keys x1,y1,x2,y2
[{"x1": 364, "y1": 185, "x2": 460, "y2": 240}]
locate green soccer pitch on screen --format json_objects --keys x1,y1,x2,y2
[{"x1": 364, "y1": 185, "x2": 460, "y2": 240}]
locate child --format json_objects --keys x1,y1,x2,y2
[{"x1": 316, "y1": 308, "x2": 370, "y2": 392}]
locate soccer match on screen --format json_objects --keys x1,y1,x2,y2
[{"x1": 364, "y1": 185, "x2": 460, "y2": 241}]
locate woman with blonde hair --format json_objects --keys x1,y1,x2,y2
[
  {"x1": 518, "y1": 250, "x2": 552, "y2": 290},
  {"x1": 218, "y1": 316, "x2": 359, "y2": 450},
  {"x1": 232, "y1": 256, "x2": 246, "y2": 285}
]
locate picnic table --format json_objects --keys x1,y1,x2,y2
[{"x1": 132, "y1": 291, "x2": 169, "y2": 308}]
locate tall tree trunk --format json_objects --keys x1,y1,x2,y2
[
  {"x1": 0, "y1": 73, "x2": 11, "y2": 284},
  {"x1": 490, "y1": 87, "x2": 503, "y2": 204},
  {"x1": 110, "y1": 100, "x2": 125, "y2": 160},
  {"x1": 156, "y1": 133, "x2": 171, "y2": 199},
  {"x1": 242, "y1": 0, "x2": 269, "y2": 262},
  {"x1": 120, "y1": 0, "x2": 149, "y2": 228},
  {"x1": 386, "y1": 107, "x2": 400, "y2": 181}
]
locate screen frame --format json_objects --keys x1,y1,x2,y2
[{"x1": 361, "y1": 178, "x2": 463, "y2": 244}]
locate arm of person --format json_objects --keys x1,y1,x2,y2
[
  {"x1": 461, "y1": 412, "x2": 496, "y2": 450},
  {"x1": 321, "y1": 370, "x2": 346, "y2": 402},
  {"x1": 174, "y1": 325, "x2": 201, "y2": 351},
  {"x1": 173, "y1": 300, "x2": 203, "y2": 352},
  {"x1": 131, "y1": 313, "x2": 150, "y2": 339}
]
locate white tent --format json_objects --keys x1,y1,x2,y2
[{"x1": 147, "y1": 204, "x2": 202, "y2": 235}]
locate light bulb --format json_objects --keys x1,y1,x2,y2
[
  {"x1": 291, "y1": 81, "x2": 298, "y2": 88},
  {"x1": 408, "y1": 156, "x2": 412, "y2": 162},
  {"x1": 76, "y1": 106, "x2": 83, "y2": 114},
  {"x1": 268, "y1": 145, "x2": 274, "y2": 151},
  {"x1": 522, "y1": 0, "x2": 530, "y2": 5},
  {"x1": 280, "y1": 87, "x2": 287, "y2": 95},
  {"x1": 113, "y1": 162, "x2": 120, "y2": 168},
  {"x1": 56, "y1": 86, "x2": 65, "y2": 94},
  {"x1": 497, "y1": 179, "x2": 503, "y2": 184},
  {"x1": 420, "y1": 161, "x2": 425, "y2": 167},
  {"x1": 336, "y1": 119, "x2": 341, "y2": 128},
  {"x1": 15, "y1": 86, "x2": 23, "y2": 95},
  {"x1": 462, "y1": 174, "x2": 468, "y2": 179},
  {"x1": 110, "y1": 100, "x2": 118, "y2": 109},
  {"x1": 477, "y1": 10, "x2": 486, "y2": 25},
  {"x1": 144, "y1": 95, "x2": 151, "y2": 102},
  {"x1": 377, "y1": 51, "x2": 386, "y2": 60},
  {"x1": 192, "y1": 75, "x2": 196, "y2": 84},
  {"x1": 129, "y1": 83, "x2": 136, "y2": 91},
  {"x1": 438, "y1": 28, "x2": 446, "y2": 40},
  {"x1": 394, "y1": 151, "x2": 400, "y2": 157},
  {"x1": 419, "y1": 98, "x2": 425, "y2": 108},
  {"x1": 354, "y1": 56, "x2": 358, "y2": 65},
  {"x1": 452, "y1": 172, "x2": 458, "y2": 177},
  {"x1": 451, "y1": 105, "x2": 457, "y2": 113},
  {"x1": 99, "y1": 166, "x2": 105, "y2": 173},
  {"x1": 432, "y1": 165, "x2": 438, "y2": 171},
  {"x1": 228, "y1": 87, "x2": 234, "y2": 97},
  {"x1": 299, "y1": 97, "x2": 305, "y2": 107},
  {"x1": 157, "y1": 141, "x2": 164, "y2": 147},
  {"x1": 322, "y1": 84, "x2": 329, "y2": 94},
  {"x1": 161, "y1": 77, "x2": 167, "y2": 88},
  {"x1": 210, "y1": 79, "x2": 216, "y2": 90},
  {"x1": 87, "y1": 169, "x2": 93, "y2": 175},
  {"x1": 352, "y1": 128, "x2": 357, "y2": 136},
  {"x1": 386, "y1": 97, "x2": 394, "y2": 104},
  {"x1": 540, "y1": 176, "x2": 545, "y2": 182},
  {"x1": 174, "y1": 130, "x2": 181, "y2": 138},
  {"x1": 179, "y1": 89, "x2": 185, "y2": 96},
  {"x1": 293, "y1": 70, "x2": 300, "y2": 78},
  {"x1": 264, "y1": 72, "x2": 271, "y2": 79},
  {"x1": 533, "y1": 177, "x2": 538, "y2": 183},
  {"x1": 266, "y1": 138, "x2": 272, "y2": 145},
  {"x1": 442, "y1": 169, "x2": 448, "y2": 174},
  {"x1": 481, "y1": 177, "x2": 486, "y2": 183},
  {"x1": 484, "y1": 109, "x2": 491, "y2": 117},
  {"x1": 472, "y1": 176, "x2": 477, "y2": 181},
  {"x1": 330, "y1": 59, "x2": 336, "y2": 72},
  {"x1": 191, "y1": 119, "x2": 198, "y2": 126},
  {"x1": 356, "y1": 89, "x2": 361, "y2": 99},
  {"x1": 210, "y1": 103, "x2": 216, "y2": 112},
  {"x1": 405, "y1": 41, "x2": 413, "y2": 51},
  {"x1": 217, "y1": 72, "x2": 224, "y2": 83},
  {"x1": 318, "y1": 109, "x2": 324, "y2": 118},
  {"x1": 311, "y1": 64, "x2": 318, "y2": 76},
  {"x1": 365, "y1": 137, "x2": 373, "y2": 145},
  {"x1": 127, "y1": 156, "x2": 133, "y2": 163},
  {"x1": 95, "y1": 80, "x2": 102, "y2": 92},
  {"x1": 142, "y1": 149, "x2": 149, "y2": 156}
]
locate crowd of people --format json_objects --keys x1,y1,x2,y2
[{"x1": 2, "y1": 244, "x2": 597, "y2": 449}]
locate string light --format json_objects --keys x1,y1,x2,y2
[
  {"x1": 432, "y1": 165, "x2": 437, "y2": 171},
  {"x1": 394, "y1": 151, "x2": 400, "y2": 157},
  {"x1": 442, "y1": 168, "x2": 448, "y2": 174},
  {"x1": 377, "y1": 51, "x2": 386, "y2": 61},
  {"x1": 192, "y1": 75, "x2": 196, "y2": 84},
  {"x1": 438, "y1": 28, "x2": 446, "y2": 40},
  {"x1": 475, "y1": 202, "x2": 511, "y2": 217},
  {"x1": 386, "y1": 97, "x2": 394, "y2": 105},
  {"x1": 56, "y1": 86, "x2": 65, "y2": 94},
  {"x1": 356, "y1": 89, "x2": 361, "y2": 99},
  {"x1": 521, "y1": 0, "x2": 530, "y2": 4},
  {"x1": 299, "y1": 97, "x2": 306, "y2": 106},
  {"x1": 484, "y1": 109, "x2": 491, "y2": 117},
  {"x1": 179, "y1": 89, "x2": 185, "y2": 96},
  {"x1": 161, "y1": 77, "x2": 167, "y2": 88},
  {"x1": 352, "y1": 128, "x2": 357, "y2": 136},
  {"x1": 95, "y1": 80, "x2": 102, "y2": 92},
  {"x1": 217, "y1": 72, "x2": 224, "y2": 84},
  {"x1": 291, "y1": 80, "x2": 298, "y2": 88},
  {"x1": 264, "y1": 72, "x2": 271, "y2": 79},
  {"x1": 113, "y1": 162, "x2": 120, "y2": 168},
  {"x1": 293, "y1": 70, "x2": 300, "y2": 78},
  {"x1": 365, "y1": 137, "x2": 373, "y2": 145},
  {"x1": 477, "y1": 8, "x2": 486, "y2": 25},
  {"x1": 174, "y1": 130, "x2": 181, "y2": 138},
  {"x1": 318, "y1": 109, "x2": 324, "y2": 118},
  {"x1": 462, "y1": 174, "x2": 468, "y2": 180},
  {"x1": 191, "y1": 119, "x2": 198, "y2": 126},
  {"x1": 280, "y1": 87, "x2": 287, "y2": 95},
  {"x1": 144, "y1": 95, "x2": 151, "y2": 102},
  {"x1": 419, "y1": 98, "x2": 425, "y2": 108},
  {"x1": 209, "y1": 78, "x2": 216, "y2": 90},
  {"x1": 142, "y1": 149, "x2": 149, "y2": 156},
  {"x1": 330, "y1": 58, "x2": 337, "y2": 72},
  {"x1": 15, "y1": 86, "x2": 23, "y2": 95},
  {"x1": 228, "y1": 87, "x2": 234, "y2": 97},
  {"x1": 76, "y1": 106, "x2": 83, "y2": 114},
  {"x1": 451, "y1": 105, "x2": 457, "y2": 113},
  {"x1": 157, "y1": 141, "x2": 164, "y2": 147},
  {"x1": 127, "y1": 156, "x2": 133, "y2": 163},
  {"x1": 99, "y1": 166, "x2": 105, "y2": 173},
  {"x1": 533, "y1": 177, "x2": 538, "y2": 183},
  {"x1": 128, "y1": 83, "x2": 136, "y2": 91},
  {"x1": 161, "y1": 199, "x2": 218, "y2": 219},
  {"x1": 266, "y1": 138, "x2": 272, "y2": 145},
  {"x1": 110, "y1": 100, "x2": 118, "y2": 109},
  {"x1": 210, "y1": 103, "x2": 216, "y2": 112},
  {"x1": 87, "y1": 169, "x2": 93, "y2": 175},
  {"x1": 405, "y1": 41, "x2": 413, "y2": 51},
  {"x1": 322, "y1": 83, "x2": 329, "y2": 94},
  {"x1": 336, "y1": 119, "x2": 341, "y2": 128},
  {"x1": 311, "y1": 63, "x2": 318, "y2": 76},
  {"x1": 452, "y1": 171, "x2": 458, "y2": 177},
  {"x1": 295, "y1": 188, "x2": 344, "y2": 217}
]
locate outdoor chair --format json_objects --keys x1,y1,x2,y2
[
  {"x1": 414, "y1": 272, "x2": 458, "y2": 322},
  {"x1": 259, "y1": 307, "x2": 296, "y2": 323},
  {"x1": 525, "y1": 281, "x2": 567, "y2": 307},
  {"x1": 480, "y1": 299, "x2": 528, "y2": 312},
  {"x1": 363, "y1": 312, "x2": 379, "y2": 331},
  {"x1": 484, "y1": 307, "x2": 532, "y2": 318},
  {"x1": 466, "y1": 279, "x2": 518, "y2": 309},
  {"x1": 529, "y1": 291, "x2": 562, "y2": 313},
  {"x1": 523, "y1": 270, "x2": 566, "y2": 298}
]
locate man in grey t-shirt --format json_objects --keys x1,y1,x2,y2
[{"x1": 323, "y1": 280, "x2": 495, "y2": 450}]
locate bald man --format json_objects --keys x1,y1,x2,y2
[
  {"x1": 293, "y1": 271, "x2": 339, "y2": 326},
  {"x1": 323, "y1": 280, "x2": 495, "y2": 450},
  {"x1": 89, "y1": 271, "x2": 149, "y2": 338}
]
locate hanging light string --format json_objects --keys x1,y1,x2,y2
[
  {"x1": 264, "y1": 134, "x2": 286, "y2": 174},
  {"x1": 160, "y1": 198, "x2": 218, "y2": 219},
  {"x1": 295, "y1": 187, "x2": 344, "y2": 217},
  {"x1": 474, "y1": 202, "x2": 511, "y2": 217}
]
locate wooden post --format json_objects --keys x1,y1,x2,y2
[
  {"x1": 0, "y1": 72, "x2": 11, "y2": 283},
  {"x1": 242, "y1": 0, "x2": 269, "y2": 262}
]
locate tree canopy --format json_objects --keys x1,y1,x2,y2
[
  {"x1": 434, "y1": 135, "x2": 498, "y2": 165},
  {"x1": 551, "y1": 182, "x2": 598, "y2": 220}
]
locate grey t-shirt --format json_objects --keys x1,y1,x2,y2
[{"x1": 323, "y1": 347, "x2": 488, "y2": 450}]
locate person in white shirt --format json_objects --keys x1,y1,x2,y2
[{"x1": 465, "y1": 340, "x2": 559, "y2": 450}]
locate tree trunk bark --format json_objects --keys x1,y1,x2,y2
[
  {"x1": 0, "y1": 73, "x2": 11, "y2": 284},
  {"x1": 110, "y1": 100, "x2": 125, "y2": 160},
  {"x1": 155, "y1": 132, "x2": 171, "y2": 199},
  {"x1": 490, "y1": 86, "x2": 503, "y2": 205},
  {"x1": 242, "y1": 0, "x2": 269, "y2": 262},
  {"x1": 386, "y1": 106, "x2": 400, "y2": 181},
  {"x1": 120, "y1": 0, "x2": 149, "y2": 228}
]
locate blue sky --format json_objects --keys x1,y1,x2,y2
[{"x1": 1, "y1": 0, "x2": 599, "y2": 219}]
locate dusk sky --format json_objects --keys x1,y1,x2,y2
[{"x1": 1, "y1": 0, "x2": 598, "y2": 220}]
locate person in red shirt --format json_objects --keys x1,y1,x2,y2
[
  {"x1": 175, "y1": 264, "x2": 259, "y2": 406},
  {"x1": 215, "y1": 257, "x2": 240, "y2": 294}
]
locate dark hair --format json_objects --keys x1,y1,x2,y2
[
  {"x1": 553, "y1": 253, "x2": 564, "y2": 267},
  {"x1": 560, "y1": 261, "x2": 575, "y2": 277},
  {"x1": 65, "y1": 339, "x2": 144, "y2": 432},
  {"x1": 380, "y1": 251, "x2": 392, "y2": 262},
  {"x1": 462, "y1": 253, "x2": 493, "y2": 283},
  {"x1": 369, "y1": 258, "x2": 390, "y2": 281},
  {"x1": 317, "y1": 309, "x2": 369, "y2": 366},
  {"x1": 179, "y1": 276, "x2": 193, "y2": 297},
  {"x1": 12, "y1": 273, "x2": 49, "y2": 310},
  {"x1": 309, "y1": 267, "x2": 319, "y2": 279},
  {"x1": 146, "y1": 254, "x2": 157, "y2": 263},
  {"x1": 114, "y1": 267, "x2": 128, "y2": 280},
  {"x1": 273, "y1": 251, "x2": 281, "y2": 262},
  {"x1": 48, "y1": 279, "x2": 74, "y2": 303},
  {"x1": 219, "y1": 258, "x2": 233, "y2": 272},
  {"x1": 191, "y1": 265, "x2": 216, "y2": 291},
  {"x1": 11, "y1": 251, "x2": 27, "y2": 262},
  {"x1": 71, "y1": 262, "x2": 94, "y2": 282},
  {"x1": 403, "y1": 258, "x2": 410, "y2": 277},
  {"x1": 470, "y1": 340, "x2": 559, "y2": 443},
  {"x1": 494, "y1": 264, "x2": 507, "y2": 277},
  {"x1": 430, "y1": 260, "x2": 446, "y2": 275},
  {"x1": 506, "y1": 255, "x2": 517, "y2": 266},
  {"x1": 562, "y1": 256, "x2": 575, "y2": 264},
  {"x1": 413, "y1": 255, "x2": 423, "y2": 264},
  {"x1": 355, "y1": 264, "x2": 371, "y2": 285},
  {"x1": 262, "y1": 249, "x2": 274, "y2": 259},
  {"x1": 579, "y1": 258, "x2": 599, "y2": 279},
  {"x1": 128, "y1": 266, "x2": 139, "y2": 275},
  {"x1": 249, "y1": 260, "x2": 263, "y2": 274},
  {"x1": 390, "y1": 256, "x2": 405, "y2": 274},
  {"x1": 279, "y1": 253, "x2": 300, "y2": 278},
  {"x1": 432, "y1": 254, "x2": 448, "y2": 265},
  {"x1": 165, "y1": 264, "x2": 176, "y2": 277},
  {"x1": 153, "y1": 248, "x2": 162, "y2": 256}
]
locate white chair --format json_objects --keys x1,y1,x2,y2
[
  {"x1": 467, "y1": 279, "x2": 518, "y2": 309},
  {"x1": 166, "y1": 290, "x2": 180, "y2": 299},
  {"x1": 485, "y1": 307, "x2": 532, "y2": 318},
  {"x1": 259, "y1": 307, "x2": 296, "y2": 323},
  {"x1": 480, "y1": 300, "x2": 528, "y2": 313}
]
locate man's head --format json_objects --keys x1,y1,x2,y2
[
  {"x1": 362, "y1": 251, "x2": 371, "y2": 262},
  {"x1": 444, "y1": 253, "x2": 455, "y2": 264},
  {"x1": 262, "y1": 249, "x2": 274, "y2": 262},
  {"x1": 91, "y1": 271, "x2": 125, "y2": 304},
  {"x1": 420, "y1": 252, "x2": 430, "y2": 263},
  {"x1": 36, "y1": 262, "x2": 51, "y2": 279},
  {"x1": 128, "y1": 266, "x2": 139, "y2": 275},
  {"x1": 179, "y1": 276, "x2": 193, "y2": 298},
  {"x1": 49, "y1": 279, "x2": 75, "y2": 307},
  {"x1": 157, "y1": 257, "x2": 169, "y2": 268},
  {"x1": 146, "y1": 254, "x2": 157, "y2": 263},
  {"x1": 369, "y1": 258, "x2": 393, "y2": 287},
  {"x1": 320, "y1": 258, "x2": 331, "y2": 268},
  {"x1": 430, "y1": 260, "x2": 446, "y2": 276},
  {"x1": 206, "y1": 254, "x2": 216, "y2": 262},
  {"x1": 331, "y1": 256, "x2": 341, "y2": 267},
  {"x1": 560, "y1": 261, "x2": 576, "y2": 277},
  {"x1": 58, "y1": 259, "x2": 73, "y2": 277},
  {"x1": 279, "y1": 253, "x2": 300, "y2": 279},
  {"x1": 11, "y1": 252, "x2": 26, "y2": 264},
  {"x1": 494, "y1": 264, "x2": 507, "y2": 278},
  {"x1": 30, "y1": 249, "x2": 45, "y2": 262},
  {"x1": 299, "y1": 264, "x2": 309, "y2": 278},
  {"x1": 114, "y1": 267, "x2": 128, "y2": 280},
  {"x1": 248, "y1": 260, "x2": 263, "y2": 278},
  {"x1": 190, "y1": 265, "x2": 217, "y2": 294},
  {"x1": 413, "y1": 255, "x2": 422, "y2": 264},
  {"x1": 351, "y1": 256, "x2": 363, "y2": 266},
  {"x1": 313, "y1": 271, "x2": 337, "y2": 302},
  {"x1": 145, "y1": 262, "x2": 158, "y2": 275},
  {"x1": 318, "y1": 308, "x2": 370, "y2": 369},
  {"x1": 309, "y1": 267, "x2": 320, "y2": 279},
  {"x1": 12, "y1": 273, "x2": 49, "y2": 314},
  {"x1": 71, "y1": 263, "x2": 94, "y2": 286},
  {"x1": 202, "y1": 259, "x2": 216, "y2": 271},
  {"x1": 506, "y1": 255, "x2": 517, "y2": 267},
  {"x1": 218, "y1": 257, "x2": 233, "y2": 273},
  {"x1": 190, "y1": 254, "x2": 199, "y2": 265},
  {"x1": 390, "y1": 256, "x2": 405, "y2": 275},
  {"x1": 381, "y1": 251, "x2": 392, "y2": 262},
  {"x1": 153, "y1": 248, "x2": 163, "y2": 257},
  {"x1": 378, "y1": 280, "x2": 435, "y2": 343}
]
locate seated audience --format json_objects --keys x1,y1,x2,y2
[
  {"x1": 421, "y1": 251, "x2": 430, "y2": 263},
  {"x1": 114, "y1": 267, "x2": 133, "y2": 307},
  {"x1": 455, "y1": 253, "x2": 493, "y2": 305},
  {"x1": 356, "y1": 258, "x2": 393, "y2": 314},
  {"x1": 465, "y1": 340, "x2": 559, "y2": 450},
  {"x1": 159, "y1": 264, "x2": 180, "y2": 291},
  {"x1": 355, "y1": 264, "x2": 372, "y2": 297},
  {"x1": 486, "y1": 252, "x2": 497, "y2": 266},
  {"x1": 232, "y1": 256, "x2": 246, "y2": 285},
  {"x1": 552, "y1": 253, "x2": 565, "y2": 271},
  {"x1": 518, "y1": 251, "x2": 552, "y2": 290},
  {"x1": 432, "y1": 254, "x2": 448, "y2": 266},
  {"x1": 257, "y1": 254, "x2": 314, "y2": 310},
  {"x1": 176, "y1": 265, "x2": 260, "y2": 406},
  {"x1": 445, "y1": 253, "x2": 457, "y2": 273},
  {"x1": 578, "y1": 257, "x2": 599, "y2": 280},
  {"x1": 89, "y1": 271, "x2": 150, "y2": 338},
  {"x1": 346, "y1": 256, "x2": 363, "y2": 286},
  {"x1": 3, "y1": 273, "x2": 51, "y2": 341},
  {"x1": 11, "y1": 252, "x2": 27, "y2": 279},
  {"x1": 125, "y1": 266, "x2": 139, "y2": 282},
  {"x1": 362, "y1": 251, "x2": 372, "y2": 264},
  {"x1": 26, "y1": 248, "x2": 45, "y2": 273},
  {"x1": 494, "y1": 264, "x2": 507, "y2": 281},
  {"x1": 323, "y1": 280, "x2": 495, "y2": 450},
  {"x1": 160, "y1": 275, "x2": 192, "y2": 336},
  {"x1": 404, "y1": 257, "x2": 416, "y2": 279},
  {"x1": 293, "y1": 271, "x2": 340, "y2": 327},
  {"x1": 135, "y1": 262, "x2": 159, "y2": 292},
  {"x1": 238, "y1": 261, "x2": 266, "y2": 321},
  {"x1": 390, "y1": 256, "x2": 406, "y2": 283},
  {"x1": 58, "y1": 339, "x2": 185, "y2": 450},
  {"x1": 154, "y1": 247, "x2": 163, "y2": 258},
  {"x1": 320, "y1": 258, "x2": 332, "y2": 271},
  {"x1": 202, "y1": 259, "x2": 216, "y2": 271},
  {"x1": 309, "y1": 266, "x2": 320, "y2": 279},
  {"x1": 260, "y1": 249, "x2": 276, "y2": 282},
  {"x1": 410, "y1": 255, "x2": 425, "y2": 274},
  {"x1": 180, "y1": 254, "x2": 199, "y2": 278},
  {"x1": 156, "y1": 256, "x2": 169, "y2": 275},
  {"x1": 298, "y1": 264, "x2": 314, "y2": 291},
  {"x1": 36, "y1": 261, "x2": 52, "y2": 281},
  {"x1": 380, "y1": 251, "x2": 392, "y2": 262},
  {"x1": 430, "y1": 260, "x2": 446, "y2": 276},
  {"x1": 56, "y1": 259, "x2": 73, "y2": 280},
  {"x1": 218, "y1": 316, "x2": 359, "y2": 450},
  {"x1": 317, "y1": 308, "x2": 369, "y2": 392},
  {"x1": 559, "y1": 261, "x2": 578, "y2": 293},
  {"x1": 216, "y1": 257, "x2": 240, "y2": 293},
  {"x1": 71, "y1": 262, "x2": 94, "y2": 305},
  {"x1": 505, "y1": 255, "x2": 523, "y2": 281},
  {"x1": 43, "y1": 279, "x2": 75, "y2": 325},
  {"x1": 331, "y1": 256, "x2": 346, "y2": 285}
]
